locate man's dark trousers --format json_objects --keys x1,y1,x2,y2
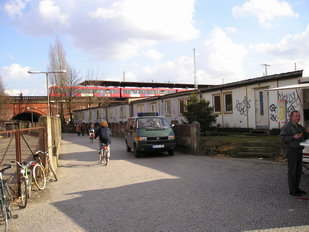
[{"x1": 287, "y1": 148, "x2": 303, "y2": 193}]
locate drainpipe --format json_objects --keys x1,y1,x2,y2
[{"x1": 246, "y1": 86, "x2": 249, "y2": 128}]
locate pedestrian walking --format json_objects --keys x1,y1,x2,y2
[
  {"x1": 279, "y1": 110, "x2": 309, "y2": 196},
  {"x1": 76, "y1": 123, "x2": 81, "y2": 136}
]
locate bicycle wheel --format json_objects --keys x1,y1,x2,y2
[
  {"x1": 19, "y1": 178, "x2": 27, "y2": 208},
  {"x1": 32, "y1": 164, "x2": 46, "y2": 190},
  {"x1": 47, "y1": 159, "x2": 58, "y2": 182},
  {"x1": 0, "y1": 190, "x2": 8, "y2": 232},
  {"x1": 27, "y1": 176, "x2": 32, "y2": 199},
  {"x1": 99, "y1": 149, "x2": 103, "y2": 163},
  {"x1": 102, "y1": 150, "x2": 108, "y2": 166}
]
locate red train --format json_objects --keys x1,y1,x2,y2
[{"x1": 49, "y1": 86, "x2": 189, "y2": 98}]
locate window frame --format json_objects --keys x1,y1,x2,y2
[
  {"x1": 213, "y1": 94, "x2": 221, "y2": 113},
  {"x1": 178, "y1": 98, "x2": 187, "y2": 115},
  {"x1": 223, "y1": 92, "x2": 233, "y2": 113},
  {"x1": 165, "y1": 100, "x2": 171, "y2": 116}
]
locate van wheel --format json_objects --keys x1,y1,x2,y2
[
  {"x1": 134, "y1": 145, "x2": 140, "y2": 158},
  {"x1": 168, "y1": 150, "x2": 174, "y2": 156},
  {"x1": 126, "y1": 141, "x2": 131, "y2": 152}
]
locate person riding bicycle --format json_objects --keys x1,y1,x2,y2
[
  {"x1": 95, "y1": 120, "x2": 112, "y2": 160},
  {"x1": 89, "y1": 122, "x2": 95, "y2": 140}
]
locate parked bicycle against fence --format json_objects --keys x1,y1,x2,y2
[
  {"x1": 11, "y1": 160, "x2": 34, "y2": 209},
  {"x1": 32, "y1": 150, "x2": 58, "y2": 190},
  {"x1": 0, "y1": 164, "x2": 17, "y2": 232}
]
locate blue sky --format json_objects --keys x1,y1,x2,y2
[{"x1": 1, "y1": 0, "x2": 309, "y2": 96}]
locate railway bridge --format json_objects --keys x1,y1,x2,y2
[{"x1": 5, "y1": 96, "x2": 48, "y2": 122}]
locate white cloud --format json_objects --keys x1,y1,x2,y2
[
  {"x1": 143, "y1": 49, "x2": 164, "y2": 61},
  {"x1": 4, "y1": 0, "x2": 28, "y2": 17},
  {"x1": 0, "y1": 63, "x2": 30, "y2": 80},
  {"x1": 232, "y1": 0, "x2": 298, "y2": 27},
  {"x1": 251, "y1": 24, "x2": 309, "y2": 57},
  {"x1": 4, "y1": 0, "x2": 199, "y2": 61},
  {"x1": 132, "y1": 55, "x2": 194, "y2": 84},
  {"x1": 199, "y1": 27, "x2": 247, "y2": 83},
  {"x1": 39, "y1": 0, "x2": 68, "y2": 25}
]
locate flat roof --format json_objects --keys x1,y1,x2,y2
[{"x1": 79, "y1": 80, "x2": 213, "y2": 89}]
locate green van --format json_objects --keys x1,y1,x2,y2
[{"x1": 125, "y1": 112, "x2": 176, "y2": 157}]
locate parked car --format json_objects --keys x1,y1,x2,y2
[{"x1": 125, "y1": 112, "x2": 176, "y2": 157}]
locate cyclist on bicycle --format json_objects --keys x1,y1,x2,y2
[
  {"x1": 89, "y1": 122, "x2": 95, "y2": 140},
  {"x1": 95, "y1": 120, "x2": 112, "y2": 160}
]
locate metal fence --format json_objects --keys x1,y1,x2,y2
[{"x1": 0, "y1": 127, "x2": 46, "y2": 197}]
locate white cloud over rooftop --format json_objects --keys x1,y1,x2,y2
[{"x1": 232, "y1": 0, "x2": 298, "y2": 27}]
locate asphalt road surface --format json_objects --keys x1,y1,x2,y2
[{"x1": 9, "y1": 133, "x2": 309, "y2": 232}]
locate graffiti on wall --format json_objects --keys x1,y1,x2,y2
[
  {"x1": 235, "y1": 97, "x2": 251, "y2": 116},
  {"x1": 269, "y1": 91, "x2": 299, "y2": 122}
]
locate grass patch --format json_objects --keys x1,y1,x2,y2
[{"x1": 199, "y1": 132, "x2": 284, "y2": 160}]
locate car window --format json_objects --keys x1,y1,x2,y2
[{"x1": 136, "y1": 117, "x2": 170, "y2": 129}]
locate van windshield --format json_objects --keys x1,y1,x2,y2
[{"x1": 136, "y1": 117, "x2": 170, "y2": 129}]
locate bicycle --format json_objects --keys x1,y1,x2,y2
[
  {"x1": 32, "y1": 150, "x2": 58, "y2": 190},
  {"x1": 0, "y1": 164, "x2": 14, "y2": 232},
  {"x1": 99, "y1": 144, "x2": 109, "y2": 166},
  {"x1": 11, "y1": 160, "x2": 33, "y2": 208},
  {"x1": 89, "y1": 131, "x2": 95, "y2": 143}
]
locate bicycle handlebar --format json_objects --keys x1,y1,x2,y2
[{"x1": 0, "y1": 164, "x2": 12, "y2": 173}]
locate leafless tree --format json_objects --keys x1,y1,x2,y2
[
  {"x1": 0, "y1": 76, "x2": 10, "y2": 120},
  {"x1": 84, "y1": 68, "x2": 111, "y2": 107},
  {"x1": 48, "y1": 39, "x2": 82, "y2": 122}
]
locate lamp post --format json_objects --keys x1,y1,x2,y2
[
  {"x1": 50, "y1": 99, "x2": 66, "y2": 117},
  {"x1": 26, "y1": 107, "x2": 37, "y2": 123},
  {"x1": 28, "y1": 70, "x2": 67, "y2": 116}
]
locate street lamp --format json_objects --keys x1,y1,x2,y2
[
  {"x1": 26, "y1": 106, "x2": 37, "y2": 123},
  {"x1": 50, "y1": 99, "x2": 66, "y2": 117},
  {"x1": 28, "y1": 70, "x2": 67, "y2": 116}
]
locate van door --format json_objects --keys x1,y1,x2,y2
[
  {"x1": 255, "y1": 88, "x2": 269, "y2": 129},
  {"x1": 125, "y1": 119, "x2": 135, "y2": 149}
]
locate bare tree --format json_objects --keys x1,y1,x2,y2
[
  {"x1": 0, "y1": 76, "x2": 10, "y2": 120},
  {"x1": 84, "y1": 68, "x2": 111, "y2": 107},
  {"x1": 48, "y1": 39, "x2": 82, "y2": 123}
]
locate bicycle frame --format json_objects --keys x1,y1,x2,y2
[
  {"x1": 0, "y1": 165, "x2": 13, "y2": 232},
  {"x1": 99, "y1": 144, "x2": 109, "y2": 166},
  {"x1": 33, "y1": 150, "x2": 57, "y2": 182}
]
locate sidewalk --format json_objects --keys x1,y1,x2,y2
[{"x1": 9, "y1": 133, "x2": 309, "y2": 232}]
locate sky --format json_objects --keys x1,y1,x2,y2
[{"x1": 1, "y1": 0, "x2": 309, "y2": 96}]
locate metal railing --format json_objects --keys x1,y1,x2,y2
[{"x1": 0, "y1": 127, "x2": 47, "y2": 197}]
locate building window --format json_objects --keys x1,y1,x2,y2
[
  {"x1": 259, "y1": 91, "x2": 264, "y2": 115},
  {"x1": 88, "y1": 111, "x2": 92, "y2": 121},
  {"x1": 151, "y1": 102, "x2": 156, "y2": 112},
  {"x1": 120, "y1": 106, "x2": 126, "y2": 118},
  {"x1": 165, "y1": 100, "x2": 171, "y2": 116},
  {"x1": 213, "y1": 94, "x2": 221, "y2": 113},
  {"x1": 137, "y1": 104, "x2": 144, "y2": 112},
  {"x1": 224, "y1": 93, "x2": 233, "y2": 113},
  {"x1": 109, "y1": 108, "x2": 113, "y2": 119},
  {"x1": 179, "y1": 98, "x2": 187, "y2": 115},
  {"x1": 96, "y1": 110, "x2": 100, "y2": 121}
]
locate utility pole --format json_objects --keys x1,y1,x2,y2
[
  {"x1": 193, "y1": 48, "x2": 197, "y2": 89},
  {"x1": 123, "y1": 71, "x2": 125, "y2": 82},
  {"x1": 260, "y1": 64, "x2": 270, "y2": 76}
]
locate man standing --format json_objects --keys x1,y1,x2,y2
[{"x1": 280, "y1": 110, "x2": 309, "y2": 196}]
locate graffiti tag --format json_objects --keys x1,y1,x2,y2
[{"x1": 235, "y1": 97, "x2": 251, "y2": 116}]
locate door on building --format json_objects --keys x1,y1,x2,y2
[{"x1": 255, "y1": 88, "x2": 269, "y2": 129}]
